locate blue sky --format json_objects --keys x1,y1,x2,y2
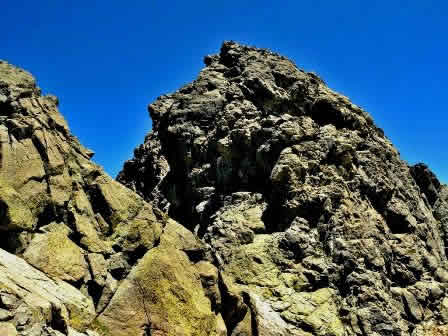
[{"x1": 2, "y1": 1, "x2": 447, "y2": 182}]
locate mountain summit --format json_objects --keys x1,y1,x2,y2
[
  {"x1": 0, "y1": 42, "x2": 448, "y2": 335},
  {"x1": 118, "y1": 41, "x2": 448, "y2": 335}
]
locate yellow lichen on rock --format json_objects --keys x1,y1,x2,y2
[
  {"x1": 97, "y1": 221, "x2": 223, "y2": 336},
  {"x1": 0, "y1": 185, "x2": 35, "y2": 231},
  {"x1": 23, "y1": 231, "x2": 88, "y2": 282}
]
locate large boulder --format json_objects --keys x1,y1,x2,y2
[
  {"x1": 0, "y1": 247, "x2": 95, "y2": 335},
  {"x1": 23, "y1": 231, "x2": 89, "y2": 282},
  {"x1": 97, "y1": 220, "x2": 225, "y2": 336}
]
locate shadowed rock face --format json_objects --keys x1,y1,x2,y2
[
  {"x1": 118, "y1": 42, "x2": 448, "y2": 335},
  {"x1": 0, "y1": 60, "x2": 225, "y2": 336}
]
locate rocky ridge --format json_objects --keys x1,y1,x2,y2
[
  {"x1": 118, "y1": 42, "x2": 448, "y2": 336},
  {"x1": 0, "y1": 60, "x2": 226, "y2": 335},
  {"x1": 0, "y1": 40, "x2": 447, "y2": 336}
]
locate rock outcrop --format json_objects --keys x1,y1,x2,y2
[
  {"x1": 2, "y1": 41, "x2": 448, "y2": 336},
  {"x1": 0, "y1": 60, "x2": 224, "y2": 335},
  {"x1": 118, "y1": 42, "x2": 448, "y2": 335}
]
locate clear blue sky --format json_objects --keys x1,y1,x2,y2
[{"x1": 2, "y1": 1, "x2": 447, "y2": 182}]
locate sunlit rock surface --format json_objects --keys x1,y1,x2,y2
[{"x1": 0, "y1": 60, "x2": 223, "y2": 335}]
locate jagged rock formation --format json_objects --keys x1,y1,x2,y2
[
  {"x1": 1, "y1": 41, "x2": 448, "y2": 336},
  {"x1": 118, "y1": 42, "x2": 448, "y2": 335},
  {"x1": 0, "y1": 60, "x2": 226, "y2": 335}
]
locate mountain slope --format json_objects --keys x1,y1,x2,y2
[
  {"x1": 0, "y1": 60, "x2": 225, "y2": 336},
  {"x1": 118, "y1": 42, "x2": 448, "y2": 335}
]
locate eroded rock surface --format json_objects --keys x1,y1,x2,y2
[
  {"x1": 118, "y1": 42, "x2": 448, "y2": 335},
  {"x1": 0, "y1": 60, "x2": 224, "y2": 335},
  {"x1": 2, "y1": 41, "x2": 448, "y2": 335}
]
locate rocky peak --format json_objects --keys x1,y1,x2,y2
[
  {"x1": 0, "y1": 60, "x2": 41, "y2": 99},
  {"x1": 119, "y1": 41, "x2": 383, "y2": 226},
  {"x1": 1, "y1": 42, "x2": 448, "y2": 336},
  {"x1": 118, "y1": 41, "x2": 448, "y2": 335}
]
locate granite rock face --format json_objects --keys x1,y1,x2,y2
[
  {"x1": 1, "y1": 40, "x2": 448, "y2": 336},
  {"x1": 0, "y1": 60, "x2": 224, "y2": 335},
  {"x1": 118, "y1": 42, "x2": 448, "y2": 335}
]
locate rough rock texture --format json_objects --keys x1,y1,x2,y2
[
  {"x1": 2, "y1": 41, "x2": 448, "y2": 336},
  {"x1": 0, "y1": 247, "x2": 95, "y2": 335},
  {"x1": 0, "y1": 60, "x2": 224, "y2": 335},
  {"x1": 118, "y1": 42, "x2": 448, "y2": 335}
]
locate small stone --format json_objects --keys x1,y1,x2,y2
[
  {"x1": 428, "y1": 283, "x2": 444, "y2": 299},
  {"x1": 0, "y1": 293, "x2": 19, "y2": 309},
  {"x1": 402, "y1": 290, "x2": 423, "y2": 321},
  {"x1": 87, "y1": 253, "x2": 107, "y2": 287},
  {"x1": 107, "y1": 253, "x2": 130, "y2": 280},
  {"x1": 435, "y1": 268, "x2": 448, "y2": 283},
  {"x1": 0, "y1": 308, "x2": 12, "y2": 321}
]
